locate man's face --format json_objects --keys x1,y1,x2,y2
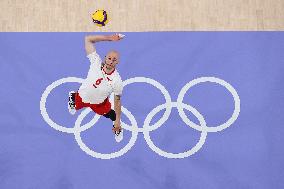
[{"x1": 105, "y1": 51, "x2": 119, "y2": 69}]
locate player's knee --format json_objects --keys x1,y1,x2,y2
[
  {"x1": 104, "y1": 109, "x2": 116, "y2": 121},
  {"x1": 109, "y1": 109, "x2": 116, "y2": 121}
]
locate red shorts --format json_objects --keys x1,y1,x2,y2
[{"x1": 75, "y1": 92, "x2": 111, "y2": 115}]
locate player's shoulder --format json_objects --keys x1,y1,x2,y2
[
  {"x1": 87, "y1": 51, "x2": 100, "y2": 59},
  {"x1": 87, "y1": 51, "x2": 102, "y2": 65},
  {"x1": 111, "y1": 70, "x2": 123, "y2": 86},
  {"x1": 113, "y1": 70, "x2": 122, "y2": 81}
]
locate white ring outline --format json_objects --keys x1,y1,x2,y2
[
  {"x1": 122, "y1": 77, "x2": 172, "y2": 132},
  {"x1": 40, "y1": 77, "x2": 102, "y2": 133},
  {"x1": 73, "y1": 106, "x2": 139, "y2": 159},
  {"x1": 143, "y1": 102, "x2": 208, "y2": 158},
  {"x1": 177, "y1": 77, "x2": 241, "y2": 132}
]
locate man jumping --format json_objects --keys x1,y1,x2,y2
[{"x1": 68, "y1": 33, "x2": 124, "y2": 142}]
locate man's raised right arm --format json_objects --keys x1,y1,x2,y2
[{"x1": 85, "y1": 34, "x2": 122, "y2": 55}]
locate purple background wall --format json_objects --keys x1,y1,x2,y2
[{"x1": 0, "y1": 32, "x2": 283, "y2": 188}]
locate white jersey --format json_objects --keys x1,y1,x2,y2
[{"x1": 78, "y1": 51, "x2": 123, "y2": 104}]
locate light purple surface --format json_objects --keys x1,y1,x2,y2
[{"x1": 0, "y1": 32, "x2": 284, "y2": 189}]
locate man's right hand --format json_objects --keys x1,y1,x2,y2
[{"x1": 109, "y1": 33, "x2": 124, "y2": 41}]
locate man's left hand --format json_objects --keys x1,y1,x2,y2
[{"x1": 112, "y1": 120, "x2": 121, "y2": 133}]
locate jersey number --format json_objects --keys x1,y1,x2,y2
[
  {"x1": 93, "y1": 78, "x2": 103, "y2": 88},
  {"x1": 92, "y1": 77, "x2": 112, "y2": 88}
]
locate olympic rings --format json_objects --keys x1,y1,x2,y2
[{"x1": 40, "y1": 76, "x2": 241, "y2": 159}]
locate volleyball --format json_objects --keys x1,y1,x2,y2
[{"x1": 91, "y1": 10, "x2": 108, "y2": 27}]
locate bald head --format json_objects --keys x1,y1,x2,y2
[
  {"x1": 103, "y1": 50, "x2": 120, "y2": 70},
  {"x1": 107, "y1": 50, "x2": 119, "y2": 59}
]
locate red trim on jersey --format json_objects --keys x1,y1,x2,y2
[{"x1": 102, "y1": 67, "x2": 115, "y2": 75}]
